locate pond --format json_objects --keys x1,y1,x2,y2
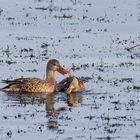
[{"x1": 0, "y1": 0, "x2": 140, "y2": 139}]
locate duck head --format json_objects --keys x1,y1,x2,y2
[{"x1": 47, "y1": 59, "x2": 69, "y2": 78}]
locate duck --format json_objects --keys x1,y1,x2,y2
[
  {"x1": 57, "y1": 76, "x2": 85, "y2": 94},
  {"x1": 1, "y1": 59, "x2": 69, "y2": 93}
]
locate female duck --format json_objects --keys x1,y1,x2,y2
[
  {"x1": 1, "y1": 59, "x2": 69, "y2": 93},
  {"x1": 57, "y1": 76, "x2": 85, "y2": 94}
]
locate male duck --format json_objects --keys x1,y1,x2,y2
[
  {"x1": 57, "y1": 76, "x2": 85, "y2": 94},
  {"x1": 1, "y1": 59, "x2": 69, "y2": 93}
]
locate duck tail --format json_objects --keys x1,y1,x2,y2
[{"x1": 0, "y1": 84, "x2": 20, "y2": 93}]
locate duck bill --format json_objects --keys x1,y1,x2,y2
[{"x1": 57, "y1": 66, "x2": 70, "y2": 77}]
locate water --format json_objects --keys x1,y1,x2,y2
[{"x1": 0, "y1": 0, "x2": 140, "y2": 139}]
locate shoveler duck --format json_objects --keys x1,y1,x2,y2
[
  {"x1": 57, "y1": 76, "x2": 85, "y2": 94},
  {"x1": 1, "y1": 59, "x2": 69, "y2": 93}
]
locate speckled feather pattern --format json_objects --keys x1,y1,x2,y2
[
  {"x1": 1, "y1": 59, "x2": 69, "y2": 93},
  {"x1": 2, "y1": 78, "x2": 56, "y2": 93},
  {"x1": 57, "y1": 76, "x2": 85, "y2": 94}
]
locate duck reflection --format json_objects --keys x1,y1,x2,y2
[
  {"x1": 45, "y1": 93, "x2": 83, "y2": 130},
  {"x1": 67, "y1": 94, "x2": 83, "y2": 107},
  {"x1": 3, "y1": 92, "x2": 83, "y2": 130},
  {"x1": 45, "y1": 93, "x2": 59, "y2": 130}
]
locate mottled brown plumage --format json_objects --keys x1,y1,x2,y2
[
  {"x1": 57, "y1": 76, "x2": 85, "y2": 94},
  {"x1": 1, "y1": 59, "x2": 69, "y2": 93}
]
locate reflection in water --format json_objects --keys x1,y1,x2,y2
[
  {"x1": 3, "y1": 92, "x2": 83, "y2": 130},
  {"x1": 67, "y1": 94, "x2": 83, "y2": 107},
  {"x1": 45, "y1": 93, "x2": 59, "y2": 130},
  {"x1": 45, "y1": 93, "x2": 83, "y2": 130},
  {"x1": 4, "y1": 92, "x2": 47, "y2": 106}
]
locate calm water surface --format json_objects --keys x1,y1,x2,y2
[{"x1": 1, "y1": 0, "x2": 140, "y2": 139}]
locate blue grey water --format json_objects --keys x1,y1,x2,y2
[{"x1": 0, "y1": 0, "x2": 140, "y2": 139}]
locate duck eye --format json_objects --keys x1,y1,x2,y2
[{"x1": 51, "y1": 62, "x2": 58, "y2": 66}]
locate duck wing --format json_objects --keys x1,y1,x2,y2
[
  {"x1": 1, "y1": 77, "x2": 42, "y2": 93},
  {"x1": 2, "y1": 77, "x2": 41, "y2": 84},
  {"x1": 57, "y1": 77, "x2": 73, "y2": 92}
]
